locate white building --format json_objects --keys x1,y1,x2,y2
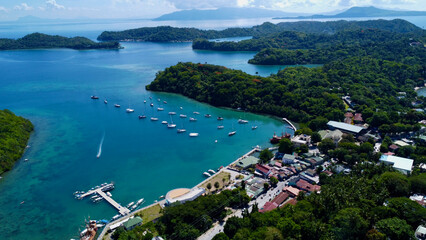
[
  {"x1": 379, "y1": 155, "x2": 414, "y2": 175},
  {"x1": 165, "y1": 187, "x2": 205, "y2": 205}
]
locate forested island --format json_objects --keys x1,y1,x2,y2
[
  {"x1": 0, "y1": 33, "x2": 120, "y2": 50},
  {"x1": 0, "y1": 110, "x2": 33, "y2": 174},
  {"x1": 97, "y1": 19, "x2": 420, "y2": 42}
]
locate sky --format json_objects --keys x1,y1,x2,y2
[{"x1": 0, "y1": 0, "x2": 424, "y2": 20}]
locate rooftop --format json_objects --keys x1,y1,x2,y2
[
  {"x1": 327, "y1": 121, "x2": 364, "y2": 134},
  {"x1": 283, "y1": 154, "x2": 296, "y2": 160},
  {"x1": 236, "y1": 156, "x2": 259, "y2": 169},
  {"x1": 123, "y1": 216, "x2": 142, "y2": 229},
  {"x1": 380, "y1": 155, "x2": 414, "y2": 173}
]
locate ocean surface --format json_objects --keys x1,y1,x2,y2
[{"x1": 0, "y1": 16, "x2": 425, "y2": 240}]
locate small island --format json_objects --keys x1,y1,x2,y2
[
  {"x1": 0, "y1": 33, "x2": 121, "y2": 50},
  {"x1": 0, "y1": 109, "x2": 33, "y2": 174}
]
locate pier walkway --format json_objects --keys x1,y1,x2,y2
[
  {"x1": 79, "y1": 186, "x2": 130, "y2": 216},
  {"x1": 282, "y1": 118, "x2": 297, "y2": 131}
]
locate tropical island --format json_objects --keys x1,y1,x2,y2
[
  {"x1": 0, "y1": 109, "x2": 33, "y2": 174},
  {"x1": 0, "y1": 33, "x2": 120, "y2": 50},
  {"x1": 97, "y1": 19, "x2": 420, "y2": 42}
]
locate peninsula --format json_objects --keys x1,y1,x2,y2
[
  {"x1": 0, "y1": 109, "x2": 33, "y2": 174},
  {"x1": 0, "y1": 33, "x2": 120, "y2": 50}
]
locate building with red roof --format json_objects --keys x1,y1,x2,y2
[{"x1": 296, "y1": 179, "x2": 321, "y2": 192}]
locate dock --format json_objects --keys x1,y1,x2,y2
[
  {"x1": 78, "y1": 184, "x2": 130, "y2": 216},
  {"x1": 282, "y1": 118, "x2": 297, "y2": 131}
]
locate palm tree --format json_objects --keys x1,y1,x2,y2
[{"x1": 214, "y1": 181, "x2": 220, "y2": 189}]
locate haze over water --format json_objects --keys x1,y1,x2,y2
[{"x1": 0, "y1": 16, "x2": 424, "y2": 240}]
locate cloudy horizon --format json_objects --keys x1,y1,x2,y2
[{"x1": 0, "y1": 0, "x2": 425, "y2": 20}]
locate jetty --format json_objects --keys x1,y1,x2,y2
[
  {"x1": 282, "y1": 118, "x2": 297, "y2": 131},
  {"x1": 78, "y1": 184, "x2": 130, "y2": 216}
]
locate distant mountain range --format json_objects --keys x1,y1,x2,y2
[
  {"x1": 274, "y1": 6, "x2": 426, "y2": 19},
  {"x1": 153, "y1": 7, "x2": 305, "y2": 21}
]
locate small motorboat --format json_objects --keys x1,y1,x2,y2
[
  {"x1": 91, "y1": 96, "x2": 99, "y2": 99},
  {"x1": 189, "y1": 133, "x2": 199, "y2": 137},
  {"x1": 217, "y1": 125, "x2": 224, "y2": 129},
  {"x1": 157, "y1": 98, "x2": 161, "y2": 102},
  {"x1": 161, "y1": 121, "x2": 168, "y2": 124},
  {"x1": 104, "y1": 100, "x2": 108, "y2": 104},
  {"x1": 205, "y1": 114, "x2": 211, "y2": 118},
  {"x1": 217, "y1": 117, "x2": 224, "y2": 120},
  {"x1": 228, "y1": 131, "x2": 236, "y2": 136},
  {"x1": 193, "y1": 112, "x2": 200, "y2": 115},
  {"x1": 208, "y1": 169, "x2": 216, "y2": 174},
  {"x1": 203, "y1": 172, "x2": 211, "y2": 177},
  {"x1": 157, "y1": 108, "x2": 164, "y2": 111},
  {"x1": 180, "y1": 114, "x2": 187, "y2": 118},
  {"x1": 24, "y1": 158, "x2": 29, "y2": 162},
  {"x1": 163, "y1": 101, "x2": 167, "y2": 104},
  {"x1": 177, "y1": 129, "x2": 186, "y2": 133},
  {"x1": 252, "y1": 126, "x2": 258, "y2": 130},
  {"x1": 238, "y1": 119, "x2": 248, "y2": 124},
  {"x1": 126, "y1": 108, "x2": 134, "y2": 113},
  {"x1": 114, "y1": 104, "x2": 120, "y2": 108},
  {"x1": 189, "y1": 117, "x2": 197, "y2": 122},
  {"x1": 150, "y1": 103, "x2": 154, "y2": 107},
  {"x1": 150, "y1": 117, "x2": 158, "y2": 121},
  {"x1": 143, "y1": 100, "x2": 147, "y2": 103},
  {"x1": 167, "y1": 124, "x2": 176, "y2": 128},
  {"x1": 137, "y1": 198, "x2": 145, "y2": 205},
  {"x1": 168, "y1": 112, "x2": 176, "y2": 115},
  {"x1": 138, "y1": 115, "x2": 146, "y2": 119}
]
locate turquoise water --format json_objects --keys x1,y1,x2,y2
[{"x1": 0, "y1": 16, "x2": 425, "y2": 240}]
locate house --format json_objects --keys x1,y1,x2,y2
[
  {"x1": 327, "y1": 121, "x2": 365, "y2": 135},
  {"x1": 306, "y1": 168, "x2": 317, "y2": 177},
  {"x1": 283, "y1": 186, "x2": 300, "y2": 197},
  {"x1": 255, "y1": 164, "x2": 272, "y2": 178},
  {"x1": 300, "y1": 172, "x2": 320, "y2": 184},
  {"x1": 123, "y1": 216, "x2": 143, "y2": 230},
  {"x1": 296, "y1": 179, "x2": 321, "y2": 192},
  {"x1": 283, "y1": 198, "x2": 298, "y2": 206},
  {"x1": 259, "y1": 192, "x2": 289, "y2": 213},
  {"x1": 291, "y1": 134, "x2": 311, "y2": 147},
  {"x1": 379, "y1": 155, "x2": 414, "y2": 175},
  {"x1": 415, "y1": 225, "x2": 426, "y2": 240},
  {"x1": 394, "y1": 140, "x2": 409, "y2": 147},
  {"x1": 318, "y1": 129, "x2": 343, "y2": 143},
  {"x1": 282, "y1": 154, "x2": 296, "y2": 164},
  {"x1": 389, "y1": 144, "x2": 399, "y2": 152},
  {"x1": 236, "y1": 156, "x2": 259, "y2": 169},
  {"x1": 353, "y1": 113, "x2": 363, "y2": 124}
]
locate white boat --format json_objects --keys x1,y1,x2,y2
[
  {"x1": 143, "y1": 100, "x2": 146, "y2": 103},
  {"x1": 180, "y1": 114, "x2": 187, "y2": 118},
  {"x1": 177, "y1": 129, "x2": 186, "y2": 133},
  {"x1": 217, "y1": 117, "x2": 224, "y2": 120},
  {"x1": 126, "y1": 108, "x2": 134, "y2": 113},
  {"x1": 150, "y1": 117, "x2": 158, "y2": 121},
  {"x1": 126, "y1": 202, "x2": 135, "y2": 208},
  {"x1": 159, "y1": 195, "x2": 165, "y2": 199},
  {"x1": 238, "y1": 119, "x2": 248, "y2": 124},
  {"x1": 136, "y1": 198, "x2": 144, "y2": 205},
  {"x1": 114, "y1": 104, "x2": 120, "y2": 108},
  {"x1": 193, "y1": 112, "x2": 200, "y2": 115},
  {"x1": 150, "y1": 103, "x2": 154, "y2": 107},
  {"x1": 104, "y1": 100, "x2": 108, "y2": 104},
  {"x1": 252, "y1": 126, "x2": 258, "y2": 130},
  {"x1": 112, "y1": 214, "x2": 121, "y2": 221},
  {"x1": 203, "y1": 172, "x2": 211, "y2": 177},
  {"x1": 205, "y1": 114, "x2": 211, "y2": 118},
  {"x1": 157, "y1": 108, "x2": 164, "y2": 111},
  {"x1": 157, "y1": 98, "x2": 161, "y2": 102},
  {"x1": 228, "y1": 131, "x2": 236, "y2": 136},
  {"x1": 106, "y1": 192, "x2": 112, "y2": 197},
  {"x1": 138, "y1": 115, "x2": 146, "y2": 119},
  {"x1": 217, "y1": 125, "x2": 224, "y2": 129},
  {"x1": 189, "y1": 117, "x2": 197, "y2": 121},
  {"x1": 163, "y1": 101, "x2": 167, "y2": 104},
  {"x1": 168, "y1": 124, "x2": 176, "y2": 128},
  {"x1": 208, "y1": 169, "x2": 216, "y2": 174},
  {"x1": 189, "y1": 133, "x2": 199, "y2": 137},
  {"x1": 131, "y1": 205, "x2": 137, "y2": 210},
  {"x1": 161, "y1": 121, "x2": 168, "y2": 124},
  {"x1": 168, "y1": 112, "x2": 176, "y2": 115}
]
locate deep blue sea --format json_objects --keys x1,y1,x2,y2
[{"x1": 0, "y1": 16, "x2": 424, "y2": 240}]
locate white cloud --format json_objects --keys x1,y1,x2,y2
[
  {"x1": 0, "y1": 6, "x2": 7, "y2": 12},
  {"x1": 13, "y1": 3, "x2": 33, "y2": 11},
  {"x1": 237, "y1": 0, "x2": 255, "y2": 7},
  {"x1": 45, "y1": 0, "x2": 65, "y2": 10}
]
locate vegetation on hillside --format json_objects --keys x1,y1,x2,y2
[
  {"x1": 0, "y1": 33, "x2": 120, "y2": 50},
  {"x1": 0, "y1": 110, "x2": 33, "y2": 173}
]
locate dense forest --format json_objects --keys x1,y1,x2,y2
[
  {"x1": 97, "y1": 19, "x2": 420, "y2": 42},
  {"x1": 0, "y1": 110, "x2": 33, "y2": 173},
  {"x1": 0, "y1": 33, "x2": 120, "y2": 50},
  {"x1": 147, "y1": 60, "x2": 425, "y2": 127}
]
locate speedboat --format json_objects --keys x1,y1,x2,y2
[
  {"x1": 208, "y1": 169, "x2": 216, "y2": 174},
  {"x1": 217, "y1": 117, "x2": 224, "y2": 120},
  {"x1": 189, "y1": 133, "x2": 199, "y2": 137},
  {"x1": 126, "y1": 108, "x2": 134, "y2": 113},
  {"x1": 177, "y1": 129, "x2": 186, "y2": 133},
  {"x1": 167, "y1": 124, "x2": 176, "y2": 128},
  {"x1": 189, "y1": 117, "x2": 197, "y2": 122},
  {"x1": 150, "y1": 117, "x2": 158, "y2": 121},
  {"x1": 238, "y1": 119, "x2": 248, "y2": 124},
  {"x1": 157, "y1": 107, "x2": 164, "y2": 111},
  {"x1": 104, "y1": 100, "x2": 108, "y2": 104},
  {"x1": 228, "y1": 131, "x2": 236, "y2": 136},
  {"x1": 114, "y1": 104, "x2": 120, "y2": 108},
  {"x1": 217, "y1": 125, "x2": 224, "y2": 129},
  {"x1": 179, "y1": 114, "x2": 187, "y2": 118},
  {"x1": 203, "y1": 172, "x2": 211, "y2": 177},
  {"x1": 252, "y1": 126, "x2": 258, "y2": 130},
  {"x1": 157, "y1": 98, "x2": 161, "y2": 102},
  {"x1": 111, "y1": 214, "x2": 120, "y2": 221},
  {"x1": 159, "y1": 195, "x2": 165, "y2": 199},
  {"x1": 91, "y1": 96, "x2": 99, "y2": 99},
  {"x1": 137, "y1": 198, "x2": 145, "y2": 205},
  {"x1": 205, "y1": 114, "x2": 211, "y2": 118},
  {"x1": 126, "y1": 202, "x2": 135, "y2": 208},
  {"x1": 150, "y1": 103, "x2": 154, "y2": 107},
  {"x1": 193, "y1": 112, "x2": 200, "y2": 115},
  {"x1": 168, "y1": 112, "x2": 176, "y2": 115},
  {"x1": 143, "y1": 100, "x2": 146, "y2": 103},
  {"x1": 138, "y1": 115, "x2": 146, "y2": 119},
  {"x1": 163, "y1": 101, "x2": 167, "y2": 104},
  {"x1": 161, "y1": 121, "x2": 168, "y2": 124}
]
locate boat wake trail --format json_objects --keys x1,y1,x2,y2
[{"x1": 96, "y1": 132, "x2": 105, "y2": 158}]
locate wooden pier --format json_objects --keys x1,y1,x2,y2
[{"x1": 78, "y1": 185, "x2": 130, "y2": 216}]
